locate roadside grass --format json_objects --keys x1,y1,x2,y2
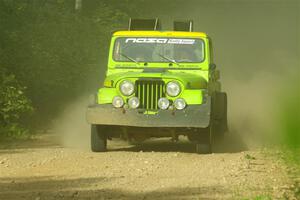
[
  {"x1": 281, "y1": 149, "x2": 300, "y2": 199},
  {"x1": 251, "y1": 195, "x2": 272, "y2": 200},
  {"x1": 275, "y1": 77, "x2": 300, "y2": 199},
  {"x1": 240, "y1": 194, "x2": 272, "y2": 200}
]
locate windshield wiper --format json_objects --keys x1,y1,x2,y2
[
  {"x1": 157, "y1": 54, "x2": 179, "y2": 66},
  {"x1": 120, "y1": 53, "x2": 139, "y2": 64}
]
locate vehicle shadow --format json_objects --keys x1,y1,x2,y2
[
  {"x1": 0, "y1": 176, "x2": 233, "y2": 200},
  {"x1": 109, "y1": 130, "x2": 248, "y2": 154},
  {"x1": 109, "y1": 138, "x2": 196, "y2": 153},
  {"x1": 0, "y1": 130, "x2": 248, "y2": 154}
]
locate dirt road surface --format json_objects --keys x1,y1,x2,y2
[{"x1": 0, "y1": 134, "x2": 297, "y2": 200}]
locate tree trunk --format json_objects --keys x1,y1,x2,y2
[{"x1": 75, "y1": 0, "x2": 82, "y2": 11}]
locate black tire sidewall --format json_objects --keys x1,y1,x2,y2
[
  {"x1": 212, "y1": 92, "x2": 228, "y2": 137},
  {"x1": 91, "y1": 125, "x2": 107, "y2": 152}
]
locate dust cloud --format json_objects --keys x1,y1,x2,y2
[
  {"x1": 226, "y1": 64, "x2": 298, "y2": 148},
  {"x1": 140, "y1": 0, "x2": 300, "y2": 148},
  {"x1": 52, "y1": 96, "x2": 90, "y2": 150}
]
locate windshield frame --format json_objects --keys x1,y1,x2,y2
[{"x1": 112, "y1": 36, "x2": 206, "y2": 64}]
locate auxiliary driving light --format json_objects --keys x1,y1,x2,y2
[
  {"x1": 112, "y1": 96, "x2": 124, "y2": 108},
  {"x1": 158, "y1": 98, "x2": 170, "y2": 110},
  {"x1": 174, "y1": 98, "x2": 186, "y2": 110},
  {"x1": 128, "y1": 97, "x2": 140, "y2": 109},
  {"x1": 120, "y1": 80, "x2": 134, "y2": 96}
]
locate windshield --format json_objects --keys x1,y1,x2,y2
[{"x1": 113, "y1": 37, "x2": 205, "y2": 63}]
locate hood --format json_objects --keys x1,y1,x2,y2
[{"x1": 104, "y1": 70, "x2": 208, "y2": 89}]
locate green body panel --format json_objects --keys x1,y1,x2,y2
[
  {"x1": 181, "y1": 90, "x2": 203, "y2": 104},
  {"x1": 97, "y1": 33, "x2": 220, "y2": 109},
  {"x1": 97, "y1": 88, "x2": 118, "y2": 104}
]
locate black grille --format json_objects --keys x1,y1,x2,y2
[{"x1": 135, "y1": 79, "x2": 165, "y2": 110}]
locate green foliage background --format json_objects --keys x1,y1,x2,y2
[
  {"x1": 0, "y1": 68, "x2": 33, "y2": 137},
  {"x1": 0, "y1": 0, "x2": 136, "y2": 135}
]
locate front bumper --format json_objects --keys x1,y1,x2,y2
[{"x1": 86, "y1": 98, "x2": 211, "y2": 128}]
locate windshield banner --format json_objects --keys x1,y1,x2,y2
[{"x1": 125, "y1": 38, "x2": 195, "y2": 45}]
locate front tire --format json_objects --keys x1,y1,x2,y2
[
  {"x1": 196, "y1": 143, "x2": 211, "y2": 154},
  {"x1": 196, "y1": 127, "x2": 212, "y2": 154},
  {"x1": 91, "y1": 125, "x2": 107, "y2": 152},
  {"x1": 212, "y1": 92, "x2": 228, "y2": 139},
  {"x1": 188, "y1": 127, "x2": 212, "y2": 154}
]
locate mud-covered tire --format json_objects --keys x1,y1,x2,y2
[
  {"x1": 91, "y1": 125, "x2": 107, "y2": 152},
  {"x1": 196, "y1": 143, "x2": 211, "y2": 154},
  {"x1": 212, "y1": 92, "x2": 228, "y2": 138},
  {"x1": 196, "y1": 127, "x2": 212, "y2": 154}
]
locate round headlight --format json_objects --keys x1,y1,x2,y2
[
  {"x1": 128, "y1": 97, "x2": 140, "y2": 109},
  {"x1": 112, "y1": 96, "x2": 124, "y2": 108},
  {"x1": 174, "y1": 98, "x2": 186, "y2": 110},
  {"x1": 166, "y1": 81, "x2": 181, "y2": 97},
  {"x1": 158, "y1": 98, "x2": 170, "y2": 110},
  {"x1": 120, "y1": 80, "x2": 134, "y2": 96}
]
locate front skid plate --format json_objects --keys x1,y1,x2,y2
[{"x1": 86, "y1": 99, "x2": 211, "y2": 128}]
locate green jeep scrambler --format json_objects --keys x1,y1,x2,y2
[{"x1": 87, "y1": 19, "x2": 228, "y2": 154}]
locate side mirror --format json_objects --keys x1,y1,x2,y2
[
  {"x1": 215, "y1": 70, "x2": 220, "y2": 80},
  {"x1": 88, "y1": 93, "x2": 98, "y2": 106},
  {"x1": 209, "y1": 63, "x2": 216, "y2": 70}
]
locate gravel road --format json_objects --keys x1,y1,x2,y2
[{"x1": 0, "y1": 134, "x2": 297, "y2": 200}]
